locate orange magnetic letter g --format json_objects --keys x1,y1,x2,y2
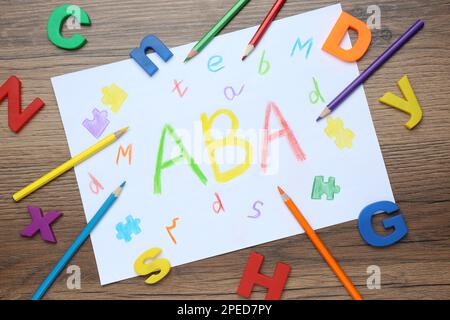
[{"x1": 322, "y1": 11, "x2": 372, "y2": 62}]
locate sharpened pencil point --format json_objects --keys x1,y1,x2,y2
[
  {"x1": 277, "y1": 186, "x2": 284, "y2": 195},
  {"x1": 115, "y1": 126, "x2": 129, "y2": 139},
  {"x1": 184, "y1": 49, "x2": 197, "y2": 63},
  {"x1": 316, "y1": 116, "x2": 322, "y2": 122},
  {"x1": 241, "y1": 45, "x2": 254, "y2": 61},
  {"x1": 120, "y1": 181, "x2": 126, "y2": 188}
]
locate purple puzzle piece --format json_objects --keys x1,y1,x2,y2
[
  {"x1": 82, "y1": 108, "x2": 110, "y2": 139},
  {"x1": 20, "y1": 206, "x2": 63, "y2": 243}
]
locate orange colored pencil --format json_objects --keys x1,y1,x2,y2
[{"x1": 277, "y1": 186, "x2": 363, "y2": 300}]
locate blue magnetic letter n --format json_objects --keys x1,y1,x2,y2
[
  {"x1": 130, "y1": 35, "x2": 173, "y2": 77},
  {"x1": 358, "y1": 201, "x2": 408, "y2": 247}
]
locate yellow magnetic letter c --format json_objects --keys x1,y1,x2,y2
[{"x1": 201, "y1": 109, "x2": 254, "y2": 183}]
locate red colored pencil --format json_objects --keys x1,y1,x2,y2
[{"x1": 241, "y1": 0, "x2": 286, "y2": 61}]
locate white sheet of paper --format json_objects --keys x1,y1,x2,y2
[{"x1": 51, "y1": 4, "x2": 394, "y2": 285}]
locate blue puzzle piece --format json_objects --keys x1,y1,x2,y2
[
  {"x1": 130, "y1": 34, "x2": 173, "y2": 77},
  {"x1": 116, "y1": 215, "x2": 141, "y2": 242}
]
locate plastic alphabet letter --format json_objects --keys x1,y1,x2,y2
[
  {"x1": 261, "y1": 102, "x2": 306, "y2": 173},
  {"x1": 379, "y1": 75, "x2": 423, "y2": 129},
  {"x1": 130, "y1": 35, "x2": 173, "y2": 77},
  {"x1": 47, "y1": 4, "x2": 91, "y2": 50},
  {"x1": 134, "y1": 247, "x2": 171, "y2": 284},
  {"x1": 20, "y1": 206, "x2": 63, "y2": 243},
  {"x1": 154, "y1": 124, "x2": 207, "y2": 194},
  {"x1": 358, "y1": 201, "x2": 408, "y2": 247},
  {"x1": 322, "y1": 11, "x2": 372, "y2": 62},
  {"x1": 201, "y1": 109, "x2": 254, "y2": 183},
  {"x1": 237, "y1": 252, "x2": 291, "y2": 300},
  {"x1": 0, "y1": 76, "x2": 45, "y2": 133}
]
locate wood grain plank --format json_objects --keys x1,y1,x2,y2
[{"x1": 1, "y1": 0, "x2": 449, "y2": 300}]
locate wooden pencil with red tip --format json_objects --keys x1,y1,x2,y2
[{"x1": 242, "y1": 0, "x2": 286, "y2": 61}]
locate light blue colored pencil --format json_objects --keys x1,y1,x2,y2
[{"x1": 31, "y1": 181, "x2": 126, "y2": 300}]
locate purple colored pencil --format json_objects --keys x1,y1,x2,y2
[{"x1": 316, "y1": 19, "x2": 424, "y2": 121}]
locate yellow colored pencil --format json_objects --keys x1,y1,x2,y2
[{"x1": 13, "y1": 127, "x2": 129, "y2": 202}]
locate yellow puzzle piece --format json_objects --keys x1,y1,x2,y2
[
  {"x1": 101, "y1": 83, "x2": 128, "y2": 113},
  {"x1": 325, "y1": 116, "x2": 355, "y2": 149},
  {"x1": 379, "y1": 75, "x2": 423, "y2": 129}
]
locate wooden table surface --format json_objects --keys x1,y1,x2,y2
[{"x1": 1, "y1": 0, "x2": 449, "y2": 300}]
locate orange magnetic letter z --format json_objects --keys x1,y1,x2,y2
[{"x1": 322, "y1": 11, "x2": 372, "y2": 62}]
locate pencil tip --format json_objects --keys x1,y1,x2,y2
[
  {"x1": 242, "y1": 45, "x2": 254, "y2": 61},
  {"x1": 121, "y1": 126, "x2": 129, "y2": 132},
  {"x1": 184, "y1": 49, "x2": 197, "y2": 63},
  {"x1": 120, "y1": 181, "x2": 126, "y2": 188},
  {"x1": 277, "y1": 186, "x2": 284, "y2": 195},
  {"x1": 315, "y1": 116, "x2": 322, "y2": 122}
]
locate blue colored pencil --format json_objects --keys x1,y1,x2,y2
[{"x1": 31, "y1": 181, "x2": 126, "y2": 300}]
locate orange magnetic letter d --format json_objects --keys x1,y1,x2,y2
[{"x1": 322, "y1": 11, "x2": 372, "y2": 62}]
